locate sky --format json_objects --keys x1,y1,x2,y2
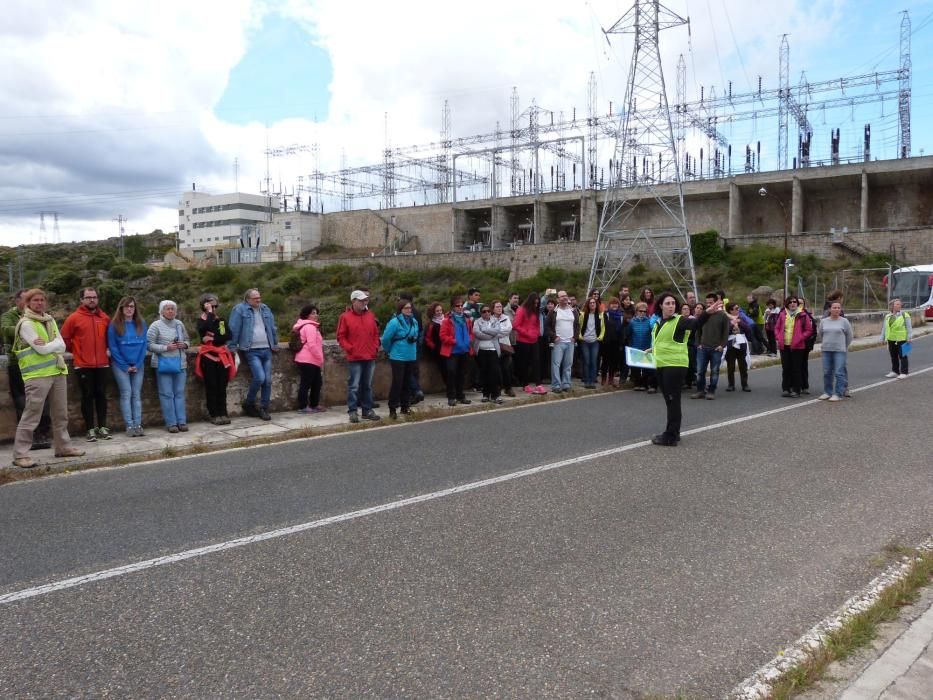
[{"x1": 1, "y1": 0, "x2": 931, "y2": 246}]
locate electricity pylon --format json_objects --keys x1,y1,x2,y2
[{"x1": 588, "y1": 0, "x2": 698, "y2": 301}]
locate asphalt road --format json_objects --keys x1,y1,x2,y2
[{"x1": 1, "y1": 339, "x2": 931, "y2": 697}]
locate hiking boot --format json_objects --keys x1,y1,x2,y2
[
  {"x1": 242, "y1": 402, "x2": 259, "y2": 418},
  {"x1": 348, "y1": 412, "x2": 360, "y2": 424},
  {"x1": 742, "y1": 386, "x2": 751, "y2": 392},
  {"x1": 177, "y1": 424, "x2": 189, "y2": 432},
  {"x1": 457, "y1": 398, "x2": 472, "y2": 405},
  {"x1": 167, "y1": 425, "x2": 180, "y2": 433},
  {"x1": 725, "y1": 385, "x2": 735, "y2": 392},
  {"x1": 690, "y1": 391, "x2": 705, "y2": 399},
  {"x1": 96, "y1": 426, "x2": 113, "y2": 440},
  {"x1": 86, "y1": 429, "x2": 97, "y2": 442},
  {"x1": 389, "y1": 408, "x2": 398, "y2": 419},
  {"x1": 55, "y1": 448, "x2": 86, "y2": 458},
  {"x1": 258, "y1": 408, "x2": 272, "y2": 421},
  {"x1": 400, "y1": 407, "x2": 412, "y2": 415},
  {"x1": 448, "y1": 399, "x2": 457, "y2": 407},
  {"x1": 361, "y1": 410, "x2": 381, "y2": 421}
]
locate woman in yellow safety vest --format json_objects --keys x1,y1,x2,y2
[
  {"x1": 647, "y1": 291, "x2": 722, "y2": 446},
  {"x1": 881, "y1": 297, "x2": 912, "y2": 378},
  {"x1": 10, "y1": 289, "x2": 85, "y2": 468}
]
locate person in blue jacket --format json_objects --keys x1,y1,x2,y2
[
  {"x1": 227, "y1": 288, "x2": 279, "y2": 420},
  {"x1": 106, "y1": 296, "x2": 148, "y2": 436},
  {"x1": 627, "y1": 301, "x2": 657, "y2": 392},
  {"x1": 381, "y1": 299, "x2": 420, "y2": 419}
]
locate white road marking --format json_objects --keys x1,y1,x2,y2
[{"x1": 1, "y1": 366, "x2": 930, "y2": 607}]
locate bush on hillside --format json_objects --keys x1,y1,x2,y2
[{"x1": 691, "y1": 230, "x2": 724, "y2": 265}]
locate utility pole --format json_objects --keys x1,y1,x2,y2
[{"x1": 114, "y1": 215, "x2": 127, "y2": 258}]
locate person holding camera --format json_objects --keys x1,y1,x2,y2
[
  {"x1": 381, "y1": 299, "x2": 420, "y2": 419},
  {"x1": 194, "y1": 293, "x2": 234, "y2": 425}
]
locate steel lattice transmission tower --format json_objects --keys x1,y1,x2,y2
[
  {"x1": 898, "y1": 10, "x2": 911, "y2": 158},
  {"x1": 588, "y1": 0, "x2": 697, "y2": 301}
]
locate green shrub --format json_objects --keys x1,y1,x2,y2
[
  {"x1": 277, "y1": 273, "x2": 304, "y2": 296},
  {"x1": 691, "y1": 230, "x2": 724, "y2": 265},
  {"x1": 203, "y1": 265, "x2": 239, "y2": 287},
  {"x1": 44, "y1": 269, "x2": 82, "y2": 295}
]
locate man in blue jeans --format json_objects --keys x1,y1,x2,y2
[
  {"x1": 337, "y1": 290, "x2": 381, "y2": 423},
  {"x1": 228, "y1": 288, "x2": 279, "y2": 420},
  {"x1": 691, "y1": 293, "x2": 729, "y2": 400},
  {"x1": 545, "y1": 291, "x2": 579, "y2": 393}
]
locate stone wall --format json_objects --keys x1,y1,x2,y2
[
  {"x1": 0, "y1": 344, "x2": 449, "y2": 441},
  {"x1": 323, "y1": 204, "x2": 452, "y2": 253}
]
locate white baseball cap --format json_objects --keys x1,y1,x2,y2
[{"x1": 350, "y1": 290, "x2": 369, "y2": 301}]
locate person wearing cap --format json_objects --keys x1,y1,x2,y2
[
  {"x1": 337, "y1": 290, "x2": 381, "y2": 423},
  {"x1": 195, "y1": 293, "x2": 234, "y2": 425},
  {"x1": 228, "y1": 288, "x2": 278, "y2": 421}
]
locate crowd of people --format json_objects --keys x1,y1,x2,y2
[{"x1": 2, "y1": 282, "x2": 915, "y2": 467}]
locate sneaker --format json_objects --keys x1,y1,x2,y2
[
  {"x1": 311, "y1": 406, "x2": 328, "y2": 413},
  {"x1": 411, "y1": 393, "x2": 425, "y2": 405},
  {"x1": 258, "y1": 408, "x2": 272, "y2": 421},
  {"x1": 297, "y1": 407, "x2": 315, "y2": 414},
  {"x1": 897, "y1": 373, "x2": 908, "y2": 379},
  {"x1": 448, "y1": 399, "x2": 457, "y2": 407},
  {"x1": 242, "y1": 402, "x2": 259, "y2": 418},
  {"x1": 177, "y1": 424, "x2": 189, "y2": 432},
  {"x1": 690, "y1": 392, "x2": 705, "y2": 399},
  {"x1": 54, "y1": 448, "x2": 85, "y2": 458},
  {"x1": 561, "y1": 385, "x2": 572, "y2": 392},
  {"x1": 646, "y1": 387, "x2": 657, "y2": 394},
  {"x1": 885, "y1": 371, "x2": 898, "y2": 378},
  {"x1": 634, "y1": 386, "x2": 647, "y2": 392},
  {"x1": 96, "y1": 426, "x2": 112, "y2": 440},
  {"x1": 742, "y1": 386, "x2": 751, "y2": 392},
  {"x1": 348, "y1": 412, "x2": 360, "y2": 423},
  {"x1": 361, "y1": 410, "x2": 381, "y2": 421},
  {"x1": 781, "y1": 391, "x2": 792, "y2": 397},
  {"x1": 704, "y1": 393, "x2": 714, "y2": 400},
  {"x1": 167, "y1": 425, "x2": 180, "y2": 433},
  {"x1": 551, "y1": 387, "x2": 562, "y2": 394},
  {"x1": 12, "y1": 457, "x2": 37, "y2": 468},
  {"x1": 494, "y1": 398, "x2": 504, "y2": 404},
  {"x1": 725, "y1": 386, "x2": 735, "y2": 392},
  {"x1": 523, "y1": 384, "x2": 535, "y2": 393},
  {"x1": 802, "y1": 389, "x2": 810, "y2": 395},
  {"x1": 828, "y1": 395, "x2": 843, "y2": 402},
  {"x1": 843, "y1": 390, "x2": 851, "y2": 398},
  {"x1": 457, "y1": 398, "x2": 472, "y2": 405},
  {"x1": 86, "y1": 429, "x2": 97, "y2": 442},
  {"x1": 505, "y1": 389, "x2": 516, "y2": 397},
  {"x1": 790, "y1": 392, "x2": 801, "y2": 398},
  {"x1": 534, "y1": 385, "x2": 548, "y2": 394},
  {"x1": 818, "y1": 393, "x2": 831, "y2": 400},
  {"x1": 480, "y1": 397, "x2": 491, "y2": 403}
]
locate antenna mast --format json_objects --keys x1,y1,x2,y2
[{"x1": 587, "y1": 0, "x2": 698, "y2": 301}]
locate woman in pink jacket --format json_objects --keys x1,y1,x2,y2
[
  {"x1": 774, "y1": 296, "x2": 814, "y2": 398},
  {"x1": 512, "y1": 292, "x2": 546, "y2": 394},
  {"x1": 293, "y1": 304, "x2": 326, "y2": 413}
]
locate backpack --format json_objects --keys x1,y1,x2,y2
[{"x1": 288, "y1": 327, "x2": 304, "y2": 353}]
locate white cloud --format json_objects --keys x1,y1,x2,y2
[{"x1": 0, "y1": 0, "x2": 916, "y2": 247}]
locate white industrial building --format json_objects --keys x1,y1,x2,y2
[{"x1": 178, "y1": 190, "x2": 321, "y2": 263}]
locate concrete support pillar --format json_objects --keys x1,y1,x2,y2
[
  {"x1": 580, "y1": 193, "x2": 598, "y2": 242},
  {"x1": 452, "y1": 209, "x2": 467, "y2": 250},
  {"x1": 728, "y1": 181, "x2": 742, "y2": 237},
  {"x1": 791, "y1": 177, "x2": 804, "y2": 234},
  {"x1": 860, "y1": 170, "x2": 869, "y2": 231},
  {"x1": 491, "y1": 205, "x2": 507, "y2": 248},
  {"x1": 533, "y1": 200, "x2": 545, "y2": 244}
]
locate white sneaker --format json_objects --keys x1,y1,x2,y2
[
  {"x1": 897, "y1": 373, "x2": 908, "y2": 379},
  {"x1": 885, "y1": 371, "x2": 898, "y2": 378},
  {"x1": 818, "y1": 393, "x2": 831, "y2": 400},
  {"x1": 828, "y1": 395, "x2": 842, "y2": 402}
]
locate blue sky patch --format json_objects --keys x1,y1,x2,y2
[{"x1": 214, "y1": 14, "x2": 332, "y2": 124}]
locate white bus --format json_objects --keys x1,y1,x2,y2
[{"x1": 884, "y1": 265, "x2": 933, "y2": 320}]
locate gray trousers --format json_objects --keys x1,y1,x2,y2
[{"x1": 14, "y1": 374, "x2": 75, "y2": 460}]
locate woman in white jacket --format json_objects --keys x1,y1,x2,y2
[
  {"x1": 147, "y1": 300, "x2": 191, "y2": 433},
  {"x1": 472, "y1": 302, "x2": 512, "y2": 404}
]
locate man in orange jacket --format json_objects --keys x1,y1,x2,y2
[{"x1": 61, "y1": 287, "x2": 112, "y2": 441}]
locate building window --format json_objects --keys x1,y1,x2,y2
[
  {"x1": 178, "y1": 209, "x2": 184, "y2": 215},
  {"x1": 284, "y1": 221, "x2": 292, "y2": 229},
  {"x1": 179, "y1": 224, "x2": 185, "y2": 231}
]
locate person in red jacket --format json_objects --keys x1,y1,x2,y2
[
  {"x1": 439, "y1": 295, "x2": 474, "y2": 406},
  {"x1": 60, "y1": 287, "x2": 112, "y2": 441},
  {"x1": 336, "y1": 289, "x2": 381, "y2": 423}
]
